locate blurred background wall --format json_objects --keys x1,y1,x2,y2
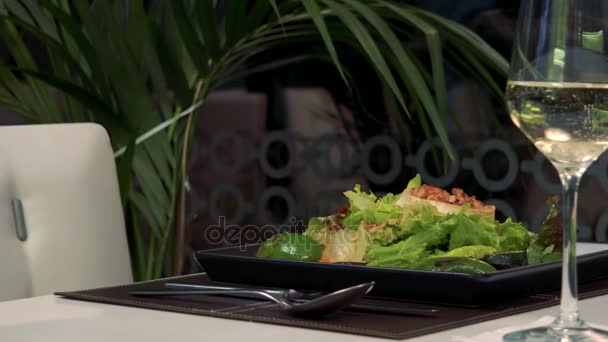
[{"x1": 2, "y1": 0, "x2": 607, "y2": 268}]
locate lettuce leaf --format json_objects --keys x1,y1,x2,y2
[
  {"x1": 526, "y1": 196, "x2": 563, "y2": 264},
  {"x1": 341, "y1": 185, "x2": 402, "y2": 232},
  {"x1": 343, "y1": 184, "x2": 377, "y2": 212},
  {"x1": 366, "y1": 213, "x2": 452, "y2": 267},
  {"x1": 341, "y1": 201, "x2": 401, "y2": 229},
  {"x1": 395, "y1": 203, "x2": 443, "y2": 239},
  {"x1": 305, "y1": 174, "x2": 535, "y2": 270},
  {"x1": 527, "y1": 242, "x2": 560, "y2": 265},
  {"x1": 496, "y1": 218, "x2": 530, "y2": 251},
  {"x1": 402, "y1": 221, "x2": 451, "y2": 250},
  {"x1": 340, "y1": 176, "x2": 421, "y2": 230},
  {"x1": 359, "y1": 221, "x2": 398, "y2": 246},
  {"x1": 538, "y1": 196, "x2": 562, "y2": 247},
  {"x1": 379, "y1": 192, "x2": 399, "y2": 204},
  {"x1": 448, "y1": 213, "x2": 499, "y2": 250},
  {"x1": 366, "y1": 242, "x2": 429, "y2": 268},
  {"x1": 441, "y1": 245, "x2": 497, "y2": 259},
  {"x1": 406, "y1": 174, "x2": 422, "y2": 190}
]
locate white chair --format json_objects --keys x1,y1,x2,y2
[{"x1": 0, "y1": 123, "x2": 133, "y2": 301}]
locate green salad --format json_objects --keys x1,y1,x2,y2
[{"x1": 256, "y1": 175, "x2": 562, "y2": 274}]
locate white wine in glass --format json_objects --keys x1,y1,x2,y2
[{"x1": 505, "y1": 1, "x2": 608, "y2": 341}]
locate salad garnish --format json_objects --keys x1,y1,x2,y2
[{"x1": 256, "y1": 175, "x2": 562, "y2": 274}]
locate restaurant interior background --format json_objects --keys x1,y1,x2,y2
[{"x1": 1, "y1": 0, "x2": 607, "y2": 279}]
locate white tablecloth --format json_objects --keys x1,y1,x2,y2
[
  {"x1": 3, "y1": 244, "x2": 608, "y2": 341},
  {"x1": 1, "y1": 294, "x2": 607, "y2": 342}
]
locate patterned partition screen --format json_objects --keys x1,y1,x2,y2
[{"x1": 186, "y1": 87, "x2": 608, "y2": 251}]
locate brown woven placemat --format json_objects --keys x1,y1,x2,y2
[{"x1": 56, "y1": 274, "x2": 608, "y2": 340}]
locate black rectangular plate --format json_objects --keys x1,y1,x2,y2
[{"x1": 195, "y1": 242, "x2": 608, "y2": 306}]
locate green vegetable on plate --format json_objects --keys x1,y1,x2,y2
[
  {"x1": 441, "y1": 245, "x2": 497, "y2": 259},
  {"x1": 256, "y1": 174, "x2": 562, "y2": 274},
  {"x1": 256, "y1": 233, "x2": 324, "y2": 262},
  {"x1": 482, "y1": 251, "x2": 528, "y2": 269},
  {"x1": 527, "y1": 196, "x2": 563, "y2": 265}
]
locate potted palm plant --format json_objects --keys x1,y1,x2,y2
[{"x1": 0, "y1": 0, "x2": 507, "y2": 280}]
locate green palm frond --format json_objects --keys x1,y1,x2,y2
[{"x1": 0, "y1": 0, "x2": 508, "y2": 280}]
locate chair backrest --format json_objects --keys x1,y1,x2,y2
[{"x1": 0, "y1": 123, "x2": 132, "y2": 301}]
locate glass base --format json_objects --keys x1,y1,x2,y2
[{"x1": 503, "y1": 322, "x2": 608, "y2": 342}]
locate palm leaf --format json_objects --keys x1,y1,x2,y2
[
  {"x1": 411, "y1": 6, "x2": 509, "y2": 75},
  {"x1": 0, "y1": 0, "x2": 511, "y2": 281},
  {"x1": 116, "y1": 139, "x2": 137, "y2": 205},
  {"x1": 195, "y1": 0, "x2": 220, "y2": 60},
  {"x1": 224, "y1": 0, "x2": 247, "y2": 47},
  {"x1": 326, "y1": 1, "x2": 404, "y2": 100},
  {"x1": 300, "y1": 0, "x2": 350, "y2": 88},
  {"x1": 151, "y1": 22, "x2": 193, "y2": 109},
  {"x1": 341, "y1": 0, "x2": 452, "y2": 158},
  {"x1": 10, "y1": 68, "x2": 134, "y2": 143},
  {"x1": 124, "y1": 0, "x2": 173, "y2": 119},
  {"x1": 379, "y1": 2, "x2": 447, "y2": 126},
  {"x1": 0, "y1": 19, "x2": 61, "y2": 122},
  {"x1": 170, "y1": 0, "x2": 208, "y2": 76},
  {"x1": 38, "y1": 0, "x2": 112, "y2": 98},
  {"x1": 245, "y1": 1, "x2": 273, "y2": 32},
  {"x1": 1, "y1": 14, "x2": 95, "y2": 91}
]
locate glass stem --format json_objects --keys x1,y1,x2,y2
[{"x1": 556, "y1": 171, "x2": 582, "y2": 326}]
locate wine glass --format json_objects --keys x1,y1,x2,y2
[{"x1": 505, "y1": 0, "x2": 608, "y2": 341}]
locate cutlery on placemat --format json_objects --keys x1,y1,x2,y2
[
  {"x1": 163, "y1": 282, "x2": 439, "y2": 316},
  {"x1": 130, "y1": 282, "x2": 374, "y2": 316}
]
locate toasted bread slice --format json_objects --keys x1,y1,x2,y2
[{"x1": 395, "y1": 189, "x2": 495, "y2": 220}]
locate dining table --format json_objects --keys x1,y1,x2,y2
[{"x1": 1, "y1": 287, "x2": 607, "y2": 342}]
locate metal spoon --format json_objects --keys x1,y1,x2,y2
[
  {"x1": 129, "y1": 281, "x2": 374, "y2": 316},
  {"x1": 164, "y1": 282, "x2": 439, "y2": 316}
]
